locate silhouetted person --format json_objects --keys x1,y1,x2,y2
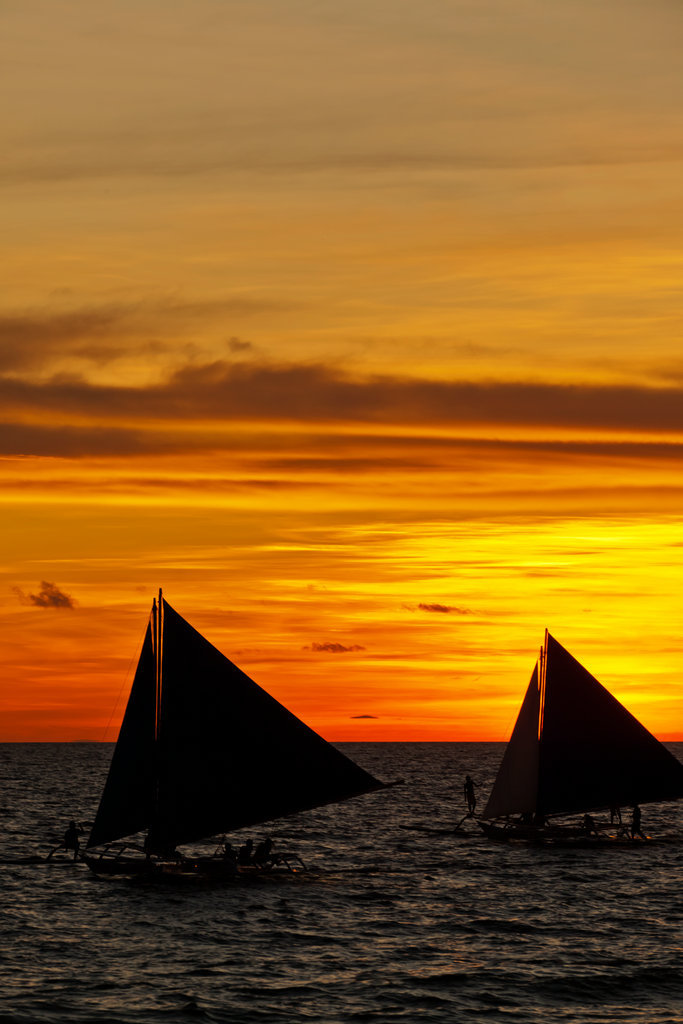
[
  {"x1": 237, "y1": 839, "x2": 254, "y2": 865},
  {"x1": 582, "y1": 813, "x2": 598, "y2": 836},
  {"x1": 254, "y1": 837, "x2": 273, "y2": 867},
  {"x1": 63, "y1": 820, "x2": 83, "y2": 861},
  {"x1": 219, "y1": 841, "x2": 238, "y2": 874},
  {"x1": 463, "y1": 775, "x2": 477, "y2": 814},
  {"x1": 610, "y1": 806, "x2": 622, "y2": 825},
  {"x1": 631, "y1": 805, "x2": 645, "y2": 839}
]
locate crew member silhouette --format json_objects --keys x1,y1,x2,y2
[
  {"x1": 238, "y1": 838, "x2": 254, "y2": 865},
  {"x1": 222, "y1": 841, "x2": 238, "y2": 867},
  {"x1": 254, "y1": 837, "x2": 273, "y2": 867},
  {"x1": 631, "y1": 804, "x2": 645, "y2": 840},
  {"x1": 464, "y1": 775, "x2": 477, "y2": 814},
  {"x1": 63, "y1": 820, "x2": 83, "y2": 861},
  {"x1": 582, "y1": 813, "x2": 598, "y2": 836}
]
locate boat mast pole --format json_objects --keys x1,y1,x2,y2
[
  {"x1": 538, "y1": 632, "x2": 547, "y2": 741},
  {"x1": 151, "y1": 589, "x2": 163, "y2": 850},
  {"x1": 155, "y1": 588, "x2": 163, "y2": 744}
]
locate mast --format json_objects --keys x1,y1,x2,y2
[
  {"x1": 155, "y1": 588, "x2": 163, "y2": 744},
  {"x1": 538, "y1": 630, "x2": 548, "y2": 741},
  {"x1": 151, "y1": 588, "x2": 163, "y2": 846}
]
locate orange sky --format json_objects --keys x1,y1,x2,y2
[{"x1": 3, "y1": 0, "x2": 683, "y2": 742}]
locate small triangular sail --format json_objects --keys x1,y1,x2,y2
[
  {"x1": 481, "y1": 664, "x2": 540, "y2": 819},
  {"x1": 538, "y1": 633, "x2": 683, "y2": 815},
  {"x1": 151, "y1": 600, "x2": 384, "y2": 849},
  {"x1": 87, "y1": 624, "x2": 156, "y2": 849},
  {"x1": 482, "y1": 631, "x2": 683, "y2": 820}
]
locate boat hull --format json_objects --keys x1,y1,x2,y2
[
  {"x1": 84, "y1": 852, "x2": 307, "y2": 880},
  {"x1": 478, "y1": 820, "x2": 645, "y2": 845},
  {"x1": 83, "y1": 854, "x2": 167, "y2": 877}
]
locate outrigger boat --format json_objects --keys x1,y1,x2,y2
[
  {"x1": 84, "y1": 591, "x2": 390, "y2": 879},
  {"x1": 479, "y1": 630, "x2": 683, "y2": 843}
]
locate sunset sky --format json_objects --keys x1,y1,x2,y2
[{"x1": 3, "y1": 0, "x2": 683, "y2": 742}]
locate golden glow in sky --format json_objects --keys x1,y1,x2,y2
[{"x1": 3, "y1": 0, "x2": 683, "y2": 740}]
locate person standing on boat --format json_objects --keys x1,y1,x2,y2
[
  {"x1": 463, "y1": 775, "x2": 477, "y2": 815},
  {"x1": 63, "y1": 820, "x2": 83, "y2": 861},
  {"x1": 631, "y1": 805, "x2": 645, "y2": 839}
]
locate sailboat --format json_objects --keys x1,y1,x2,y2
[
  {"x1": 84, "y1": 592, "x2": 390, "y2": 877},
  {"x1": 479, "y1": 630, "x2": 683, "y2": 843}
]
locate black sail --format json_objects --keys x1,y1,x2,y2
[
  {"x1": 481, "y1": 665, "x2": 540, "y2": 819},
  {"x1": 151, "y1": 599, "x2": 384, "y2": 849},
  {"x1": 482, "y1": 631, "x2": 683, "y2": 821},
  {"x1": 87, "y1": 623, "x2": 156, "y2": 848},
  {"x1": 537, "y1": 633, "x2": 683, "y2": 816}
]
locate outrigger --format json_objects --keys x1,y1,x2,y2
[{"x1": 86, "y1": 839, "x2": 307, "y2": 880}]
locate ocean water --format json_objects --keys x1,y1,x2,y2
[{"x1": 0, "y1": 742, "x2": 682, "y2": 1024}]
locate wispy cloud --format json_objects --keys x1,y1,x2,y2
[
  {"x1": 5, "y1": 417, "x2": 683, "y2": 464},
  {"x1": 0, "y1": 299, "x2": 289, "y2": 373},
  {"x1": 5, "y1": 0, "x2": 683, "y2": 188},
  {"x1": 304, "y1": 642, "x2": 366, "y2": 653},
  {"x1": 417, "y1": 603, "x2": 471, "y2": 615},
  {"x1": 227, "y1": 337, "x2": 253, "y2": 353},
  {"x1": 13, "y1": 581, "x2": 76, "y2": 609}
]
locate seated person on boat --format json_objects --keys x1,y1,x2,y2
[
  {"x1": 237, "y1": 839, "x2": 254, "y2": 865},
  {"x1": 253, "y1": 836, "x2": 275, "y2": 867},
  {"x1": 222, "y1": 841, "x2": 238, "y2": 866},
  {"x1": 582, "y1": 813, "x2": 598, "y2": 836}
]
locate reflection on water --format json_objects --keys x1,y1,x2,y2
[{"x1": 1, "y1": 742, "x2": 682, "y2": 1023}]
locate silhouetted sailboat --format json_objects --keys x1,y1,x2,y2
[
  {"x1": 85, "y1": 591, "x2": 389, "y2": 877},
  {"x1": 479, "y1": 630, "x2": 683, "y2": 842}
]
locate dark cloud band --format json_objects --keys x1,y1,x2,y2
[{"x1": 4, "y1": 361, "x2": 683, "y2": 434}]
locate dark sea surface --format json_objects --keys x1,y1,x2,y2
[{"x1": 1, "y1": 742, "x2": 682, "y2": 1024}]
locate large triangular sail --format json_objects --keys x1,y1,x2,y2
[
  {"x1": 87, "y1": 623, "x2": 156, "y2": 848},
  {"x1": 88, "y1": 596, "x2": 386, "y2": 850},
  {"x1": 538, "y1": 633, "x2": 683, "y2": 815},
  {"x1": 151, "y1": 599, "x2": 385, "y2": 848},
  {"x1": 482, "y1": 631, "x2": 683, "y2": 820}
]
